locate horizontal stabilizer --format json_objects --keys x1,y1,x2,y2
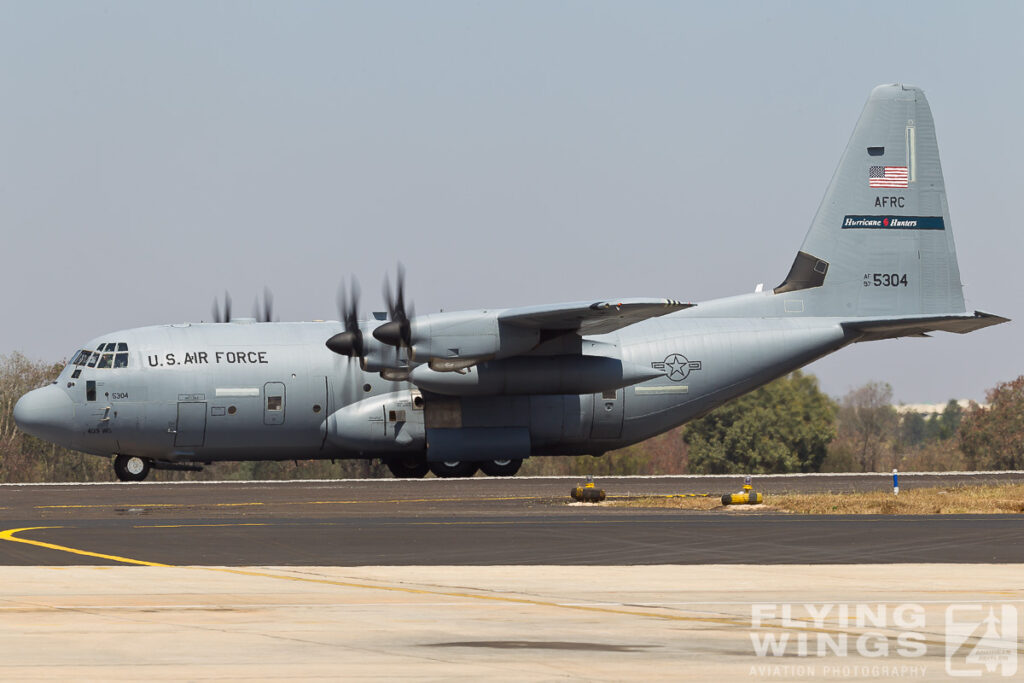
[
  {"x1": 499, "y1": 298, "x2": 692, "y2": 335},
  {"x1": 842, "y1": 311, "x2": 1009, "y2": 342}
]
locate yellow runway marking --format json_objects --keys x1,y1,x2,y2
[
  {"x1": 0, "y1": 527, "x2": 168, "y2": 567},
  {"x1": 132, "y1": 528, "x2": 268, "y2": 532},
  {"x1": 35, "y1": 495, "x2": 542, "y2": 510},
  {"x1": 5, "y1": 525, "x2": 1023, "y2": 656},
  {"x1": 37, "y1": 502, "x2": 266, "y2": 509},
  {"x1": 2, "y1": 525, "x2": 1013, "y2": 654}
]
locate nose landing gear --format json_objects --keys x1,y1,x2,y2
[{"x1": 113, "y1": 454, "x2": 151, "y2": 482}]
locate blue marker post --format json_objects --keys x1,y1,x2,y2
[{"x1": 892, "y1": 468, "x2": 899, "y2": 496}]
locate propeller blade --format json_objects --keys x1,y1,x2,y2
[
  {"x1": 262, "y1": 287, "x2": 274, "y2": 323},
  {"x1": 375, "y1": 264, "x2": 413, "y2": 348},
  {"x1": 213, "y1": 292, "x2": 232, "y2": 323},
  {"x1": 328, "y1": 276, "x2": 364, "y2": 358}
]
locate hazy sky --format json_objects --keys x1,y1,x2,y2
[{"x1": 1, "y1": 1, "x2": 1021, "y2": 403}]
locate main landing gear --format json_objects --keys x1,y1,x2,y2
[
  {"x1": 385, "y1": 454, "x2": 431, "y2": 479},
  {"x1": 384, "y1": 454, "x2": 523, "y2": 478},
  {"x1": 113, "y1": 454, "x2": 151, "y2": 482}
]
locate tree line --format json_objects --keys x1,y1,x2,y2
[{"x1": 1, "y1": 352, "x2": 1021, "y2": 481}]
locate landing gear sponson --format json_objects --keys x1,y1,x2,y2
[
  {"x1": 112, "y1": 454, "x2": 521, "y2": 481},
  {"x1": 112, "y1": 455, "x2": 204, "y2": 482}
]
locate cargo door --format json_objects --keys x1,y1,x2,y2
[
  {"x1": 174, "y1": 402, "x2": 207, "y2": 447},
  {"x1": 590, "y1": 389, "x2": 624, "y2": 439}
]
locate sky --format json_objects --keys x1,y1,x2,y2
[{"x1": 1, "y1": 1, "x2": 1021, "y2": 403}]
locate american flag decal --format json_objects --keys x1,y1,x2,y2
[{"x1": 869, "y1": 165, "x2": 909, "y2": 188}]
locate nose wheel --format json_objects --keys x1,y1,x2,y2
[{"x1": 113, "y1": 454, "x2": 151, "y2": 482}]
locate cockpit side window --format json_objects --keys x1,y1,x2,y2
[
  {"x1": 97, "y1": 354, "x2": 113, "y2": 369},
  {"x1": 114, "y1": 353, "x2": 129, "y2": 368}
]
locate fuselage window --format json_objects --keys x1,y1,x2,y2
[
  {"x1": 86, "y1": 352, "x2": 99, "y2": 367},
  {"x1": 97, "y1": 354, "x2": 113, "y2": 369},
  {"x1": 267, "y1": 395, "x2": 283, "y2": 411},
  {"x1": 114, "y1": 353, "x2": 129, "y2": 368}
]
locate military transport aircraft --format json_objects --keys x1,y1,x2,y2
[{"x1": 14, "y1": 84, "x2": 1007, "y2": 480}]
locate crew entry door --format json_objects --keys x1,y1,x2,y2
[{"x1": 174, "y1": 402, "x2": 207, "y2": 447}]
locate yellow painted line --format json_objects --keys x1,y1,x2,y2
[
  {"x1": 132, "y1": 528, "x2": 268, "y2": 532},
  {"x1": 35, "y1": 495, "x2": 542, "y2": 511},
  {"x1": 0, "y1": 527, "x2": 169, "y2": 567},
  {"x1": 0, "y1": 525, "x2": 1014, "y2": 652},
  {"x1": 37, "y1": 502, "x2": 266, "y2": 509}
]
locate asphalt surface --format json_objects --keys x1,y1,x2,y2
[{"x1": 2, "y1": 473, "x2": 1023, "y2": 566}]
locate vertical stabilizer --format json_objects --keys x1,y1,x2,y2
[{"x1": 775, "y1": 84, "x2": 966, "y2": 318}]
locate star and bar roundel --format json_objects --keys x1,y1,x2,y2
[{"x1": 651, "y1": 354, "x2": 702, "y2": 382}]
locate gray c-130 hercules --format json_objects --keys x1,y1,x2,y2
[{"x1": 14, "y1": 84, "x2": 1008, "y2": 481}]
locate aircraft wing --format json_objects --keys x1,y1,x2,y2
[{"x1": 498, "y1": 298, "x2": 692, "y2": 336}]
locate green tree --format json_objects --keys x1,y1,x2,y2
[
  {"x1": 959, "y1": 376, "x2": 1024, "y2": 470},
  {"x1": 683, "y1": 371, "x2": 837, "y2": 474},
  {"x1": 899, "y1": 411, "x2": 926, "y2": 447},
  {"x1": 825, "y1": 381, "x2": 898, "y2": 472}
]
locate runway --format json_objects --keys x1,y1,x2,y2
[
  {"x1": 3, "y1": 475, "x2": 1023, "y2": 679},
  {"x1": 3, "y1": 474, "x2": 1024, "y2": 566}
]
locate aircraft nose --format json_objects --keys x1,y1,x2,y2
[{"x1": 13, "y1": 386, "x2": 74, "y2": 444}]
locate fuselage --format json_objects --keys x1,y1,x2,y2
[{"x1": 15, "y1": 295, "x2": 851, "y2": 469}]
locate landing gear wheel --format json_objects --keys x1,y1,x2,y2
[
  {"x1": 479, "y1": 459, "x2": 523, "y2": 477},
  {"x1": 428, "y1": 460, "x2": 479, "y2": 478},
  {"x1": 113, "y1": 455, "x2": 151, "y2": 482},
  {"x1": 385, "y1": 454, "x2": 430, "y2": 479}
]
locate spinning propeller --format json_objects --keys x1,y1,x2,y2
[
  {"x1": 211, "y1": 292, "x2": 232, "y2": 323},
  {"x1": 373, "y1": 264, "x2": 415, "y2": 349},
  {"x1": 326, "y1": 277, "x2": 365, "y2": 359},
  {"x1": 212, "y1": 289, "x2": 275, "y2": 323},
  {"x1": 252, "y1": 287, "x2": 275, "y2": 323}
]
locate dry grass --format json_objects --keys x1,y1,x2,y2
[{"x1": 609, "y1": 484, "x2": 1024, "y2": 514}]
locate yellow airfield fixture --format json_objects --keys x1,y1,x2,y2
[
  {"x1": 571, "y1": 477, "x2": 606, "y2": 503},
  {"x1": 722, "y1": 476, "x2": 763, "y2": 505}
]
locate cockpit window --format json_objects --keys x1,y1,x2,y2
[{"x1": 79, "y1": 343, "x2": 130, "y2": 369}]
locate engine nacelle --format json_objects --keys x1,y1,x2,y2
[
  {"x1": 407, "y1": 311, "x2": 540, "y2": 366},
  {"x1": 325, "y1": 390, "x2": 425, "y2": 452},
  {"x1": 408, "y1": 355, "x2": 662, "y2": 397}
]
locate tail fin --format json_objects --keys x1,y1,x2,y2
[{"x1": 776, "y1": 84, "x2": 966, "y2": 319}]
